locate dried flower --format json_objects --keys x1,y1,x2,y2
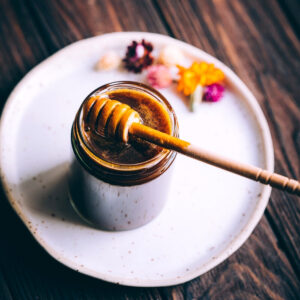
[
  {"x1": 147, "y1": 65, "x2": 173, "y2": 89},
  {"x1": 123, "y1": 39, "x2": 154, "y2": 73},
  {"x1": 177, "y1": 62, "x2": 225, "y2": 96},
  {"x1": 203, "y1": 83, "x2": 225, "y2": 102},
  {"x1": 158, "y1": 45, "x2": 184, "y2": 67},
  {"x1": 95, "y1": 51, "x2": 121, "y2": 70}
]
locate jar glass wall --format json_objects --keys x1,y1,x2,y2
[{"x1": 69, "y1": 81, "x2": 178, "y2": 230}]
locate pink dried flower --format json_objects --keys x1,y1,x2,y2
[
  {"x1": 203, "y1": 83, "x2": 225, "y2": 102},
  {"x1": 147, "y1": 65, "x2": 173, "y2": 89},
  {"x1": 123, "y1": 39, "x2": 154, "y2": 73}
]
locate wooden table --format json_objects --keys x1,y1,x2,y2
[{"x1": 0, "y1": 0, "x2": 299, "y2": 299}]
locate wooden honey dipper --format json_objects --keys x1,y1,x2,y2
[{"x1": 83, "y1": 97, "x2": 300, "y2": 196}]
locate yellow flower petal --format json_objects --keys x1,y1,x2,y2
[{"x1": 177, "y1": 62, "x2": 224, "y2": 96}]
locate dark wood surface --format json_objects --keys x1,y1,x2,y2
[{"x1": 0, "y1": 0, "x2": 299, "y2": 299}]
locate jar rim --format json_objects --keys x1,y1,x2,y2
[{"x1": 75, "y1": 81, "x2": 179, "y2": 172}]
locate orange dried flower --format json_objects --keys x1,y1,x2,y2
[{"x1": 177, "y1": 62, "x2": 224, "y2": 96}]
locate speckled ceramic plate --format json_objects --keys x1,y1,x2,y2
[{"x1": 0, "y1": 32, "x2": 273, "y2": 287}]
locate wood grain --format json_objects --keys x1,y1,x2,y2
[
  {"x1": 0, "y1": 0, "x2": 299, "y2": 299},
  {"x1": 0, "y1": 0, "x2": 48, "y2": 112}
]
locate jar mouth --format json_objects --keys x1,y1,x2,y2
[{"x1": 75, "y1": 81, "x2": 179, "y2": 172}]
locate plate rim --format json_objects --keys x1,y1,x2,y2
[{"x1": 0, "y1": 31, "x2": 274, "y2": 287}]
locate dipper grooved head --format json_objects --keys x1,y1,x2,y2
[{"x1": 83, "y1": 97, "x2": 141, "y2": 142}]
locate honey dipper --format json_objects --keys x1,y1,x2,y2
[{"x1": 83, "y1": 97, "x2": 300, "y2": 196}]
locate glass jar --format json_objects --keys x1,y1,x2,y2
[{"x1": 68, "y1": 81, "x2": 178, "y2": 230}]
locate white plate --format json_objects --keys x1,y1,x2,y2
[{"x1": 0, "y1": 32, "x2": 273, "y2": 287}]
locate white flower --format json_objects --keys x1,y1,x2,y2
[
  {"x1": 158, "y1": 45, "x2": 184, "y2": 67},
  {"x1": 95, "y1": 51, "x2": 121, "y2": 70}
]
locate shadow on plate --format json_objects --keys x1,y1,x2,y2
[{"x1": 20, "y1": 162, "x2": 87, "y2": 227}]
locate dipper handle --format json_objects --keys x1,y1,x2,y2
[
  {"x1": 83, "y1": 97, "x2": 300, "y2": 196},
  {"x1": 130, "y1": 123, "x2": 300, "y2": 196}
]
